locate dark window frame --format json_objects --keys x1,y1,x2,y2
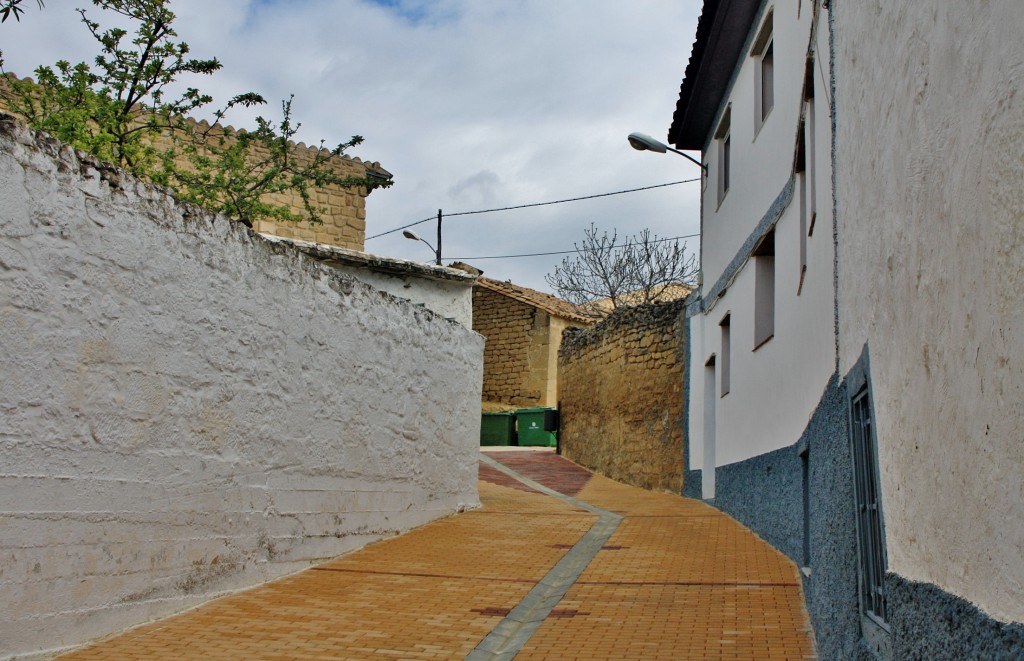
[{"x1": 849, "y1": 380, "x2": 893, "y2": 658}]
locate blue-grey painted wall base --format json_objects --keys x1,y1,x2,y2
[
  {"x1": 683, "y1": 468, "x2": 702, "y2": 500},
  {"x1": 714, "y1": 443, "x2": 805, "y2": 561},
  {"x1": 680, "y1": 312, "x2": 693, "y2": 497},
  {"x1": 885, "y1": 574, "x2": 1024, "y2": 661},
  {"x1": 712, "y1": 363, "x2": 1024, "y2": 660}
]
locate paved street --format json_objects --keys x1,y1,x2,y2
[{"x1": 58, "y1": 450, "x2": 816, "y2": 660}]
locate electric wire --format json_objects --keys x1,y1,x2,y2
[
  {"x1": 448, "y1": 232, "x2": 701, "y2": 262},
  {"x1": 364, "y1": 216, "x2": 437, "y2": 241},
  {"x1": 364, "y1": 178, "x2": 700, "y2": 241}
]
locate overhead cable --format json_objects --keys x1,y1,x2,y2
[
  {"x1": 365, "y1": 178, "x2": 700, "y2": 241},
  {"x1": 448, "y1": 232, "x2": 701, "y2": 261}
]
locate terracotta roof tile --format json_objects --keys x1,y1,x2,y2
[
  {"x1": 476, "y1": 278, "x2": 595, "y2": 324},
  {"x1": 592, "y1": 283, "x2": 694, "y2": 312}
]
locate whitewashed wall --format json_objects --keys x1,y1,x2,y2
[
  {"x1": 0, "y1": 115, "x2": 484, "y2": 659},
  {"x1": 339, "y1": 263, "x2": 474, "y2": 327},
  {"x1": 835, "y1": 0, "x2": 1024, "y2": 625},
  {"x1": 257, "y1": 236, "x2": 477, "y2": 327}
]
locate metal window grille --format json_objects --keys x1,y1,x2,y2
[{"x1": 851, "y1": 387, "x2": 888, "y2": 624}]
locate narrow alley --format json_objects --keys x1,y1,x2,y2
[{"x1": 57, "y1": 451, "x2": 816, "y2": 660}]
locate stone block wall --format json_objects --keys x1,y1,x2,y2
[
  {"x1": 0, "y1": 75, "x2": 384, "y2": 251},
  {"x1": 558, "y1": 299, "x2": 688, "y2": 493},
  {"x1": 473, "y1": 286, "x2": 555, "y2": 408},
  {"x1": 0, "y1": 114, "x2": 481, "y2": 660}
]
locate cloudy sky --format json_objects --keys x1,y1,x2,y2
[{"x1": 1, "y1": 0, "x2": 704, "y2": 293}]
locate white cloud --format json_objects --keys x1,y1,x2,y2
[{"x1": 1, "y1": 0, "x2": 704, "y2": 292}]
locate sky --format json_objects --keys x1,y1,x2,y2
[{"x1": 0, "y1": 0, "x2": 704, "y2": 294}]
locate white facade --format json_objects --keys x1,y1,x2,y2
[
  {"x1": 834, "y1": 0, "x2": 1024, "y2": 625},
  {"x1": 683, "y1": 1, "x2": 834, "y2": 497}
]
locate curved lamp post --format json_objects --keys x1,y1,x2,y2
[
  {"x1": 627, "y1": 132, "x2": 706, "y2": 172},
  {"x1": 403, "y1": 229, "x2": 441, "y2": 265}
]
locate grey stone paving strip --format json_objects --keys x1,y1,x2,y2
[{"x1": 466, "y1": 454, "x2": 623, "y2": 661}]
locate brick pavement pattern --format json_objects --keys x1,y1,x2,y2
[{"x1": 57, "y1": 450, "x2": 815, "y2": 660}]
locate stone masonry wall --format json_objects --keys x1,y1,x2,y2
[
  {"x1": 0, "y1": 75, "x2": 383, "y2": 251},
  {"x1": 558, "y1": 300, "x2": 688, "y2": 493},
  {"x1": 0, "y1": 114, "x2": 482, "y2": 660},
  {"x1": 473, "y1": 286, "x2": 553, "y2": 408}
]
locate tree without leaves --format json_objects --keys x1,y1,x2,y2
[{"x1": 545, "y1": 224, "x2": 698, "y2": 318}]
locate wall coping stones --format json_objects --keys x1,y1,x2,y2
[
  {"x1": 560, "y1": 298, "x2": 689, "y2": 359},
  {"x1": 259, "y1": 234, "x2": 479, "y2": 285}
]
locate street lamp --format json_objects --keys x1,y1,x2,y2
[
  {"x1": 627, "y1": 132, "x2": 707, "y2": 172},
  {"x1": 403, "y1": 229, "x2": 441, "y2": 265}
]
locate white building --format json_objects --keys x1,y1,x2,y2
[
  {"x1": 668, "y1": 1, "x2": 1024, "y2": 659},
  {"x1": 674, "y1": 0, "x2": 833, "y2": 503}
]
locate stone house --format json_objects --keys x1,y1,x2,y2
[
  {"x1": 667, "y1": 1, "x2": 1024, "y2": 659},
  {"x1": 457, "y1": 266, "x2": 593, "y2": 410},
  {"x1": 0, "y1": 74, "x2": 391, "y2": 252}
]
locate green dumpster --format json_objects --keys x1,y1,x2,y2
[
  {"x1": 515, "y1": 407, "x2": 559, "y2": 447},
  {"x1": 480, "y1": 412, "x2": 517, "y2": 446}
]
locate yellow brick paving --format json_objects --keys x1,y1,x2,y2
[
  {"x1": 516, "y1": 474, "x2": 815, "y2": 660},
  {"x1": 58, "y1": 458, "x2": 816, "y2": 660}
]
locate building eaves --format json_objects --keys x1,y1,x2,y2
[
  {"x1": 667, "y1": 0, "x2": 762, "y2": 150},
  {"x1": 476, "y1": 278, "x2": 594, "y2": 324},
  {"x1": 258, "y1": 234, "x2": 478, "y2": 285}
]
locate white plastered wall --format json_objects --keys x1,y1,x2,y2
[
  {"x1": 700, "y1": 1, "x2": 813, "y2": 280},
  {"x1": 0, "y1": 117, "x2": 485, "y2": 659},
  {"x1": 337, "y1": 265, "x2": 474, "y2": 327},
  {"x1": 834, "y1": 0, "x2": 1024, "y2": 624},
  {"x1": 689, "y1": 1, "x2": 834, "y2": 487}
]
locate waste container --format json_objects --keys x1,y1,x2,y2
[
  {"x1": 515, "y1": 407, "x2": 559, "y2": 447},
  {"x1": 480, "y1": 412, "x2": 517, "y2": 446}
]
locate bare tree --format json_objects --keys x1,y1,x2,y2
[{"x1": 545, "y1": 224, "x2": 698, "y2": 317}]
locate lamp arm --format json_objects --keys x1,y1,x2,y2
[{"x1": 667, "y1": 146, "x2": 707, "y2": 172}]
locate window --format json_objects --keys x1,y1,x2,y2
[
  {"x1": 720, "y1": 314, "x2": 731, "y2": 396},
  {"x1": 804, "y1": 57, "x2": 818, "y2": 236},
  {"x1": 796, "y1": 123, "x2": 807, "y2": 294},
  {"x1": 715, "y1": 107, "x2": 731, "y2": 206},
  {"x1": 753, "y1": 230, "x2": 775, "y2": 349},
  {"x1": 703, "y1": 356, "x2": 717, "y2": 499},
  {"x1": 752, "y1": 11, "x2": 774, "y2": 132},
  {"x1": 850, "y1": 386, "x2": 891, "y2": 654}
]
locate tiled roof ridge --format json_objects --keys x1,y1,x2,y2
[
  {"x1": 0, "y1": 72, "x2": 388, "y2": 173},
  {"x1": 477, "y1": 277, "x2": 594, "y2": 323}
]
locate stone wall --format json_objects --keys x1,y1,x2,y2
[
  {"x1": 0, "y1": 75, "x2": 386, "y2": 251},
  {"x1": 0, "y1": 114, "x2": 483, "y2": 660},
  {"x1": 558, "y1": 300, "x2": 687, "y2": 493},
  {"x1": 474, "y1": 286, "x2": 555, "y2": 408}
]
